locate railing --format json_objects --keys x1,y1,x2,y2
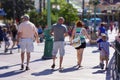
[{"x1": 111, "y1": 40, "x2": 120, "y2": 80}]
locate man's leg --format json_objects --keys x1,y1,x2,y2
[
  {"x1": 59, "y1": 42, "x2": 65, "y2": 70},
  {"x1": 59, "y1": 56, "x2": 63, "y2": 69},
  {"x1": 51, "y1": 55, "x2": 56, "y2": 69},
  {"x1": 26, "y1": 52, "x2": 30, "y2": 70},
  {"x1": 20, "y1": 52, "x2": 25, "y2": 70},
  {"x1": 51, "y1": 42, "x2": 58, "y2": 69},
  {"x1": 52, "y1": 55, "x2": 56, "y2": 64}
]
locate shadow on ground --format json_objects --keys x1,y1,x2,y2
[
  {"x1": 0, "y1": 70, "x2": 25, "y2": 77},
  {"x1": 31, "y1": 69, "x2": 54, "y2": 76}
]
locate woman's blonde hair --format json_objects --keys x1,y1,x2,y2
[{"x1": 76, "y1": 20, "x2": 83, "y2": 27}]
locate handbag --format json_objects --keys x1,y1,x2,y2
[{"x1": 71, "y1": 35, "x2": 81, "y2": 48}]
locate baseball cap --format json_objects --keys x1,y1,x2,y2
[
  {"x1": 23, "y1": 14, "x2": 30, "y2": 19},
  {"x1": 101, "y1": 33, "x2": 107, "y2": 37},
  {"x1": 58, "y1": 17, "x2": 64, "y2": 21}
]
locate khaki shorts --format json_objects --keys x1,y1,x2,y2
[
  {"x1": 52, "y1": 41, "x2": 65, "y2": 57},
  {"x1": 100, "y1": 50, "x2": 109, "y2": 60},
  {"x1": 20, "y1": 38, "x2": 34, "y2": 53}
]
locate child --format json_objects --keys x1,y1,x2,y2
[
  {"x1": 99, "y1": 33, "x2": 113, "y2": 70},
  {"x1": 2, "y1": 28, "x2": 10, "y2": 53}
]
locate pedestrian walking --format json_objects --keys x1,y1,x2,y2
[
  {"x1": 97, "y1": 22, "x2": 108, "y2": 50},
  {"x1": 10, "y1": 24, "x2": 18, "y2": 54},
  {"x1": 37, "y1": 25, "x2": 43, "y2": 42},
  {"x1": 97, "y1": 22, "x2": 107, "y2": 37},
  {"x1": 99, "y1": 33, "x2": 114, "y2": 70},
  {"x1": 50, "y1": 17, "x2": 68, "y2": 71},
  {"x1": 109, "y1": 22, "x2": 114, "y2": 33},
  {"x1": 70, "y1": 20, "x2": 91, "y2": 69},
  {"x1": 17, "y1": 14, "x2": 39, "y2": 70},
  {"x1": 0, "y1": 26, "x2": 3, "y2": 48},
  {"x1": 2, "y1": 28, "x2": 10, "y2": 53}
]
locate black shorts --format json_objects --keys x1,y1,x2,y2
[{"x1": 75, "y1": 42, "x2": 86, "y2": 49}]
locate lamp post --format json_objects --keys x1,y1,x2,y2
[
  {"x1": 90, "y1": 0, "x2": 100, "y2": 44},
  {"x1": 82, "y1": 0, "x2": 85, "y2": 21},
  {"x1": 119, "y1": 8, "x2": 120, "y2": 32},
  {"x1": 39, "y1": 0, "x2": 42, "y2": 13},
  {"x1": 66, "y1": 0, "x2": 69, "y2": 3},
  {"x1": 107, "y1": 9, "x2": 111, "y2": 27},
  {"x1": 92, "y1": 0, "x2": 100, "y2": 32},
  {"x1": 13, "y1": 0, "x2": 16, "y2": 23},
  {"x1": 42, "y1": 0, "x2": 53, "y2": 59}
]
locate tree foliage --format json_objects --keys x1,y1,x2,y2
[
  {"x1": 1, "y1": 0, "x2": 35, "y2": 22},
  {"x1": 1, "y1": 0, "x2": 79, "y2": 28},
  {"x1": 30, "y1": 1, "x2": 79, "y2": 28},
  {"x1": 28, "y1": 9, "x2": 47, "y2": 28},
  {"x1": 58, "y1": 3, "x2": 79, "y2": 26}
]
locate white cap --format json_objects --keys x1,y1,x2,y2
[
  {"x1": 101, "y1": 33, "x2": 107, "y2": 37},
  {"x1": 23, "y1": 14, "x2": 30, "y2": 19},
  {"x1": 58, "y1": 17, "x2": 65, "y2": 21}
]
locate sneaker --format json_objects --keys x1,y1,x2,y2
[
  {"x1": 25, "y1": 66, "x2": 30, "y2": 70},
  {"x1": 51, "y1": 64, "x2": 55, "y2": 69},
  {"x1": 20, "y1": 64, "x2": 24, "y2": 70},
  {"x1": 100, "y1": 63, "x2": 104, "y2": 69},
  {"x1": 59, "y1": 67, "x2": 64, "y2": 72}
]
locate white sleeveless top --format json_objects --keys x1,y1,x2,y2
[{"x1": 75, "y1": 28, "x2": 85, "y2": 43}]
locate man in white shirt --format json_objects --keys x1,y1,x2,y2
[{"x1": 17, "y1": 14, "x2": 39, "y2": 70}]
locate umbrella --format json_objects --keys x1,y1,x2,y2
[{"x1": 90, "y1": 18, "x2": 101, "y2": 22}]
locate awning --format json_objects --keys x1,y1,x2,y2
[{"x1": 90, "y1": 18, "x2": 101, "y2": 21}]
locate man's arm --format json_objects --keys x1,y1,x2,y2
[
  {"x1": 34, "y1": 28, "x2": 40, "y2": 43},
  {"x1": 17, "y1": 31, "x2": 21, "y2": 45}
]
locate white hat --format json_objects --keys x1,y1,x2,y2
[
  {"x1": 23, "y1": 14, "x2": 30, "y2": 19},
  {"x1": 101, "y1": 33, "x2": 107, "y2": 37},
  {"x1": 58, "y1": 17, "x2": 65, "y2": 21}
]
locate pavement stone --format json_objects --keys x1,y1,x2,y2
[{"x1": 0, "y1": 29, "x2": 117, "y2": 80}]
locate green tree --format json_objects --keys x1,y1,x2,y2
[
  {"x1": 51, "y1": 1, "x2": 79, "y2": 26},
  {"x1": 28, "y1": 1, "x2": 79, "y2": 28},
  {"x1": 1, "y1": 0, "x2": 35, "y2": 22},
  {"x1": 28, "y1": 9, "x2": 47, "y2": 28},
  {"x1": 58, "y1": 3, "x2": 79, "y2": 26}
]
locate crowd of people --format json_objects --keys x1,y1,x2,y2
[
  {"x1": 0, "y1": 14, "x2": 119, "y2": 71},
  {"x1": 0, "y1": 23, "x2": 18, "y2": 53}
]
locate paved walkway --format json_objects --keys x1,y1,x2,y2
[{"x1": 0, "y1": 29, "x2": 117, "y2": 80}]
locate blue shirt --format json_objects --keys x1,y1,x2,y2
[
  {"x1": 99, "y1": 26, "x2": 107, "y2": 36},
  {"x1": 100, "y1": 41, "x2": 110, "y2": 55}
]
